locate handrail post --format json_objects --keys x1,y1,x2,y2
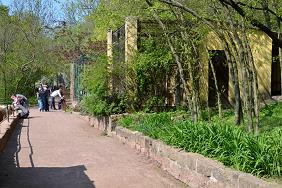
[{"x1": 6, "y1": 104, "x2": 9, "y2": 123}]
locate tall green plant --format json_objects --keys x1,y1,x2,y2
[
  {"x1": 80, "y1": 55, "x2": 109, "y2": 116},
  {"x1": 119, "y1": 112, "x2": 282, "y2": 178}
]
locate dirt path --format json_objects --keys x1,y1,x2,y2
[{"x1": 0, "y1": 109, "x2": 186, "y2": 188}]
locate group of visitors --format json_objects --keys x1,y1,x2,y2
[
  {"x1": 7, "y1": 84, "x2": 66, "y2": 119},
  {"x1": 36, "y1": 84, "x2": 65, "y2": 112},
  {"x1": 11, "y1": 94, "x2": 29, "y2": 118}
]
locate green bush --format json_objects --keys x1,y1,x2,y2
[
  {"x1": 79, "y1": 55, "x2": 108, "y2": 116},
  {"x1": 80, "y1": 55, "x2": 127, "y2": 116},
  {"x1": 118, "y1": 113, "x2": 282, "y2": 178},
  {"x1": 126, "y1": 38, "x2": 174, "y2": 112}
]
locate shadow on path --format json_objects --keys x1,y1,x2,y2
[{"x1": 0, "y1": 118, "x2": 95, "y2": 188}]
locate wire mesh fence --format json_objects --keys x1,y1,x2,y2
[
  {"x1": 112, "y1": 25, "x2": 126, "y2": 95},
  {"x1": 71, "y1": 40, "x2": 107, "y2": 103}
]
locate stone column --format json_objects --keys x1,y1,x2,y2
[
  {"x1": 125, "y1": 17, "x2": 138, "y2": 62},
  {"x1": 107, "y1": 29, "x2": 113, "y2": 93}
]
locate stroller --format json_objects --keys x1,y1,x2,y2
[{"x1": 12, "y1": 94, "x2": 29, "y2": 119}]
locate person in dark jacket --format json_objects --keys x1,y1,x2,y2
[
  {"x1": 39, "y1": 85, "x2": 49, "y2": 112},
  {"x1": 38, "y1": 86, "x2": 44, "y2": 111}
]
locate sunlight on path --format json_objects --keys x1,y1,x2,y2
[{"x1": 0, "y1": 109, "x2": 187, "y2": 188}]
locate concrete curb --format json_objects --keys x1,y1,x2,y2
[
  {"x1": 0, "y1": 116, "x2": 20, "y2": 153},
  {"x1": 76, "y1": 113, "x2": 281, "y2": 188}
]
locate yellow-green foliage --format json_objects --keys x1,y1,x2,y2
[{"x1": 87, "y1": 0, "x2": 146, "y2": 40}]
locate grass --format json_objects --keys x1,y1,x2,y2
[
  {"x1": 260, "y1": 102, "x2": 282, "y2": 133},
  {"x1": 118, "y1": 104, "x2": 282, "y2": 179}
]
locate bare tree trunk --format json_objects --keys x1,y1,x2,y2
[
  {"x1": 221, "y1": 35, "x2": 243, "y2": 125},
  {"x1": 182, "y1": 37, "x2": 200, "y2": 121},
  {"x1": 187, "y1": 59, "x2": 198, "y2": 121},
  {"x1": 147, "y1": 0, "x2": 243, "y2": 124},
  {"x1": 273, "y1": 0, "x2": 282, "y2": 106},
  {"x1": 245, "y1": 39, "x2": 259, "y2": 134},
  {"x1": 225, "y1": 8, "x2": 253, "y2": 130},
  {"x1": 190, "y1": 42, "x2": 202, "y2": 120},
  {"x1": 226, "y1": 32, "x2": 247, "y2": 106},
  {"x1": 3, "y1": 70, "x2": 7, "y2": 104},
  {"x1": 280, "y1": 35, "x2": 282, "y2": 99},
  {"x1": 173, "y1": 10, "x2": 201, "y2": 121},
  {"x1": 205, "y1": 47, "x2": 222, "y2": 118},
  {"x1": 242, "y1": 23, "x2": 261, "y2": 134},
  {"x1": 149, "y1": 11, "x2": 193, "y2": 116}
]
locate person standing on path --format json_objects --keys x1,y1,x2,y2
[
  {"x1": 43, "y1": 85, "x2": 50, "y2": 112},
  {"x1": 50, "y1": 88, "x2": 62, "y2": 110},
  {"x1": 37, "y1": 86, "x2": 44, "y2": 111}
]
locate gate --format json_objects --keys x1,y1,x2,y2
[{"x1": 73, "y1": 55, "x2": 88, "y2": 102}]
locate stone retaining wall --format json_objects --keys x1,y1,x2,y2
[
  {"x1": 76, "y1": 113, "x2": 281, "y2": 188},
  {"x1": 0, "y1": 117, "x2": 19, "y2": 153}
]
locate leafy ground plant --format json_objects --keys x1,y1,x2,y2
[{"x1": 118, "y1": 111, "x2": 282, "y2": 179}]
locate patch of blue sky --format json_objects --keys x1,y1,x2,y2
[{"x1": 0, "y1": 0, "x2": 67, "y2": 20}]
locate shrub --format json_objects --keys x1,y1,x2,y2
[
  {"x1": 118, "y1": 112, "x2": 282, "y2": 178},
  {"x1": 80, "y1": 55, "x2": 127, "y2": 116}
]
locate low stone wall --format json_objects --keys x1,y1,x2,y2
[
  {"x1": 0, "y1": 116, "x2": 19, "y2": 153},
  {"x1": 77, "y1": 113, "x2": 281, "y2": 188}
]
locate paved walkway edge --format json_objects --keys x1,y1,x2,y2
[
  {"x1": 0, "y1": 116, "x2": 19, "y2": 153},
  {"x1": 74, "y1": 112, "x2": 281, "y2": 188}
]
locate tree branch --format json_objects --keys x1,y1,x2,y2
[
  {"x1": 158, "y1": 0, "x2": 282, "y2": 47},
  {"x1": 236, "y1": 1, "x2": 282, "y2": 22},
  {"x1": 220, "y1": 0, "x2": 282, "y2": 47}
]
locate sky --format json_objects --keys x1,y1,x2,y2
[
  {"x1": 0, "y1": 0, "x2": 65, "y2": 7},
  {"x1": 0, "y1": 0, "x2": 66, "y2": 7},
  {"x1": 0, "y1": 0, "x2": 12, "y2": 6},
  {"x1": 0, "y1": 0, "x2": 67, "y2": 20}
]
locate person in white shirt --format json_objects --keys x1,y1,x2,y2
[{"x1": 50, "y1": 89, "x2": 62, "y2": 110}]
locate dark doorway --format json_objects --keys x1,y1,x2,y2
[
  {"x1": 271, "y1": 42, "x2": 281, "y2": 96},
  {"x1": 208, "y1": 50, "x2": 229, "y2": 107}
]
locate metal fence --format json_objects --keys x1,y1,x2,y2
[
  {"x1": 112, "y1": 25, "x2": 126, "y2": 95},
  {"x1": 73, "y1": 55, "x2": 88, "y2": 102}
]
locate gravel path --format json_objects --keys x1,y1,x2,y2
[{"x1": 0, "y1": 109, "x2": 186, "y2": 188}]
